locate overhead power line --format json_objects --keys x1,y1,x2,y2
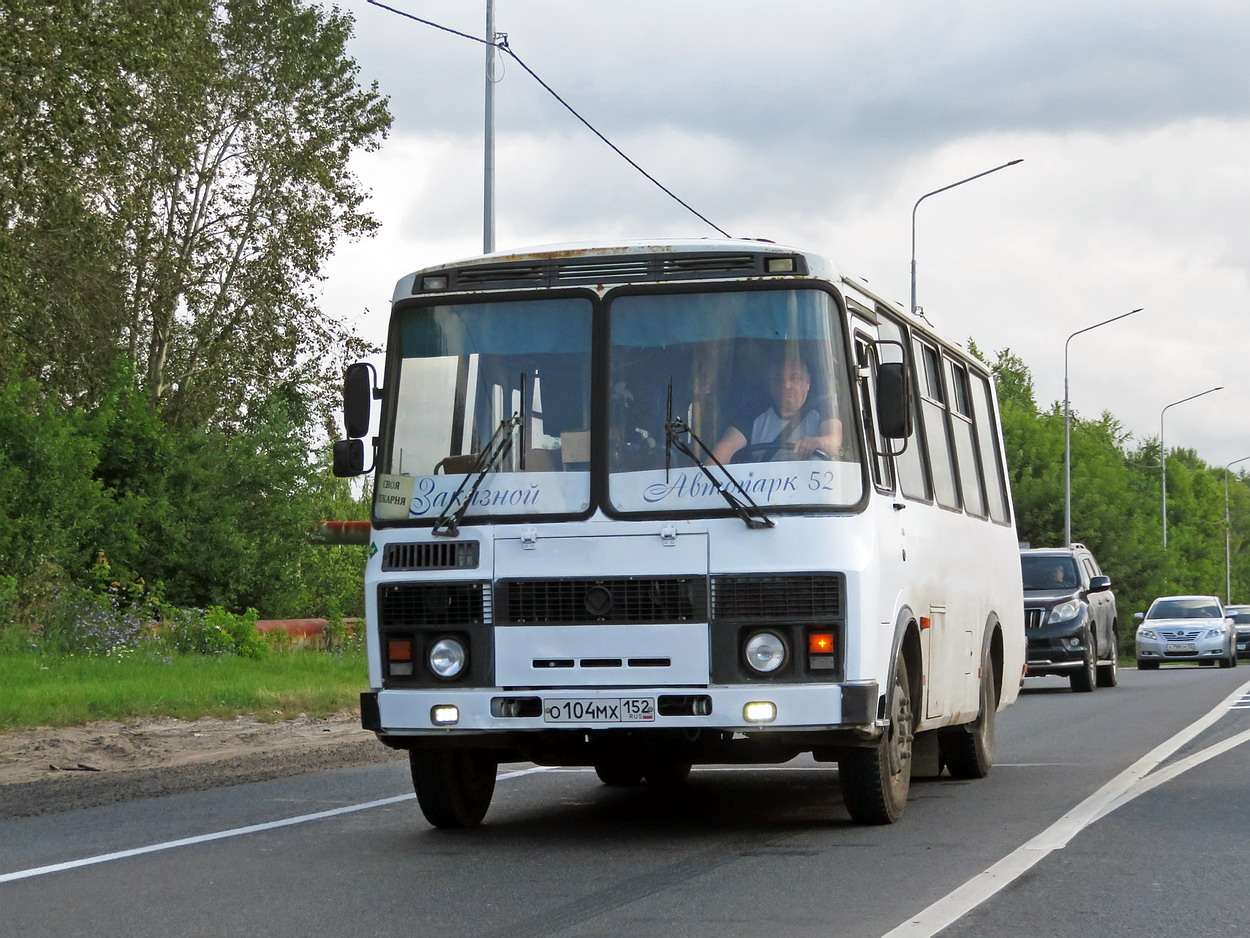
[{"x1": 365, "y1": 0, "x2": 731, "y2": 238}]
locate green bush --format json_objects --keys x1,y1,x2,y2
[{"x1": 159, "y1": 606, "x2": 266, "y2": 659}]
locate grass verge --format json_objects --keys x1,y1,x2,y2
[{"x1": 0, "y1": 649, "x2": 367, "y2": 731}]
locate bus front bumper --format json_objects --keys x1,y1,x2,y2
[{"x1": 361, "y1": 682, "x2": 880, "y2": 738}]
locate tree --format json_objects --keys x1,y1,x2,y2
[{"x1": 0, "y1": 0, "x2": 390, "y2": 428}]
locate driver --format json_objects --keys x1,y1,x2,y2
[{"x1": 710, "y1": 353, "x2": 842, "y2": 464}]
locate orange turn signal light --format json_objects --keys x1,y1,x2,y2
[
  {"x1": 808, "y1": 632, "x2": 835, "y2": 654},
  {"x1": 388, "y1": 638, "x2": 414, "y2": 661}
]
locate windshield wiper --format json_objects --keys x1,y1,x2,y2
[
  {"x1": 432, "y1": 412, "x2": 522, "y2": 538},
  {"x1": 663, "y1": 381, "x2": 774, "y2": 529}
]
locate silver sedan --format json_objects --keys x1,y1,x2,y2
[{"x1": 1135, "y1": 595, "x2": 1237, "y2": 670}]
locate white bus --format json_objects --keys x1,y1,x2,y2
[{"x1": 334, "y1": 239, "x2": 1025, "y2": 827}]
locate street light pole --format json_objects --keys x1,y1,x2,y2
[
  {"x1": 1160, "y1": 386, "x2": 1223, "y2": 548},
  {"x1": 1063, "y1": 309, "x2": 1142, "y2": 547},
  {"x1": 1225, "y1": 456, "x2": 1250, "y2": 603},
  {"x1": 910, "y1": 159, "x2": 1023, "y2": 319}
]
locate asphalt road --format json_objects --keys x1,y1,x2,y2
[{"x1": 3, "y1": 666, "x2": 1249, "y2": 938}]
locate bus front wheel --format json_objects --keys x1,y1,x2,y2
[
  {"x1": 839, "y1": 655, "x2": 913, "y2": 824},
  {"x1": 409, "y1": 749, "x2": 498, "y2": 828}
]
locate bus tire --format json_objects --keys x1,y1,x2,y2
[
  {"x1": 643, "y1": 762, "x2": 692, "y2": 787},
  {"x1": 839, "y1": 655, "x2": 913, "y2": 824},
  {"x1": 410, "y1": 749, "x2": 497, "y2": 828},
  {"x1": 594, "y1": 761, "x2": 645, "y2": 786},
  {"x1": 940, "y1": 648, "x2": 997, "y2": 779}
]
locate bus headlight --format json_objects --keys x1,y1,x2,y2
[
  {"x1": 429, "y1": 637, "x2": 467, "y2": 679},
  {"x1": 744, "y1": 631, "x2": 788, "y2": 674}
]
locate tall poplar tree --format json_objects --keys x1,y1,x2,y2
[{"x1": 0, "y1": 0, "x2": 390, "y2": 428}]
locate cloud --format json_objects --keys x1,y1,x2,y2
[{"x1": 325, "y1": 0, "x2": 1250, "y2": 469}]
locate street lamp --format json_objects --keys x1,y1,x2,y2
[
  {"x1": 910, "y1": 159, "x2": 1023, "y2": 318},
  {"x1": 1063, "y1": 309, "x2": 1143, "y2": 547},
  {"x1": 1225, "y1": 456, "x2": 1250, "y2": 603},
  {"x1": 1160, "y1": 386, "x2": 1223, "y2": 548}
]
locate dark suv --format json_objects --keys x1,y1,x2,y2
[{"x1": 1020, "y1": 544, "x2": 1119, "y2": 692}]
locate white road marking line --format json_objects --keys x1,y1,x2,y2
[
  {"x1": 0, "y1": 765, "x2": 553, "y2": 885},
  {"x1": 881, "y1": 676, "x2": 1250, "y2": 938}
]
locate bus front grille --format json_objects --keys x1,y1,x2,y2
[
  {"x1": 377, "y1": 581, "x2": 491, "y2": 626},
  {"x1": 381, "y1": 541, "x2": 480, "y2": 571},
  {"x1": 710, "y1": 573, "x2": 842, "y2": 622},
  {"x1": 496, "y1": 576, "x2": 707, "y2": 625}
]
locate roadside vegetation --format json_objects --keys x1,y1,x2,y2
[
  {"x1": 0, "y1": 0, "x2": 385, "y2": 731},
  {"x1": 982, "y1": 344, "x2": 1250, "y2": 618}
]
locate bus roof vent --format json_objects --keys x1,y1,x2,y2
[
  {"x1": 411, "y1": 251, "x2": 807, "y2": 294},
  {"x1": 663, "y1": 253, "x2": 758, "y2": 276},
  {"x1": 451, "y1": 263, "x2": 547, "y2": 290},
  {"x1": 553, "y1": 257, "x2": 655, "y2": 284}
]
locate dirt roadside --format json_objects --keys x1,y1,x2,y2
[{"x1": 0, "y1": 710, "x2": 407, "y2": 821}]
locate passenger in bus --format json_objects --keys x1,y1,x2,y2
[{"x1": 710, "y1": 354, "x2": 842, "y2": 464}]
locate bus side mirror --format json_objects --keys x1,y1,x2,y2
[
  {"x1": 343, "y1": 362, "x2": 376, "y2": 439},
  {"x1": 875, "y1": 361, "x2": 912, "y2": 439},
  {"x1": 332, "y1": 439, "x2": 366, "y2": 478}
]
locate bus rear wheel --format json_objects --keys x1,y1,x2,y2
[
  {"x1": 839, "y1": 655, "x2": 913, "y2": 825},
  {"x1": 940, "y1": 647, "x2": 997, "y2": 779},
  {"x1": 410, "y1": 749, "x2": 498, "y2": 828}
]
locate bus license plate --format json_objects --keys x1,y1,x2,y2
[
  {"x1": 1165, "y1": 642, "x2": 1196, "y2": 653},
  {"x1": 543, "y1": 698, "x2": 655, "y2": 723}
]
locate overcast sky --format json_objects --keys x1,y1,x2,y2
[{"x1": 321, "y1": 0, "x2": 1250, "y2": 470}]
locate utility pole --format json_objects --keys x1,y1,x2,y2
[{"x1": 483, "y1": 0, "x2": 496, "y2": 254}]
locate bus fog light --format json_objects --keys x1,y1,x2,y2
[
  {"x1": 431, "y1": 705, "x2": 459, "y2": 725},
  {"x1": 743, "y1": 701, "x2": 777, "y2": 723},
  {"x1": 744, "y1": 631, "x2": 788, "y2": 673},
  {"x1": 429, "y1": 638, "x2": 467, "y2": 679}
]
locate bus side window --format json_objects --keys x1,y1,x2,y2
[
  {"x1": 854, "y1": 335, "x2": 894, "y2": 492},
  {"x1": 875, "y1": 313, "x2": 931, "y2": 501},
  {"x1": 970, "y1": 370, "x2": 1011, "y2": 523},
  {"x1": 948, "y1": 359, "x2": 988, "y2": 518},
  {"x1": 916, "y1": 340, "x2": 960, "y2": 510}
]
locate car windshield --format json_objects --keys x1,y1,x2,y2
[
  {"x1": 605, "y1": 288, "x2": 863, "y2": 513},
  {"x1": 1146, "y1": 599, "x2": 1223, "y2": 620},
  {"x1": 1225, "y1": 607, "x2": 1250, "y2": 624},
  {"x1": 1020, "y1": 555, "x2": 1079, "y2": 590}
]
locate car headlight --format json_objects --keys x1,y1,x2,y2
[
  {"x1": 1137, "y1": 628, "x2": 1157, "y2": 640},
  {"x1": 1204, "y1": 626, "x2": 1227, "y2": 639},
  {"x1": 428, "y1": 637, "x2": 467, "y2": 679},
  {"x1": 1048, "y1": 600, "x2": 1082, "y2": 624},
  {"x1": 744, "y1": 631, "x2": 788, "y2": 674}
]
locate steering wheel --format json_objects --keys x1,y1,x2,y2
[{"x1": 731, "y1": 443, "x2": 832, "y2": 464}]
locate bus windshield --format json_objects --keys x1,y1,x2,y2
[
  {"x1": 377, "y1": 296, "x2": 593, "y2": 522},
  {"x1": 606, "y1": 288, "x2": 863, "y2": 513}
]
